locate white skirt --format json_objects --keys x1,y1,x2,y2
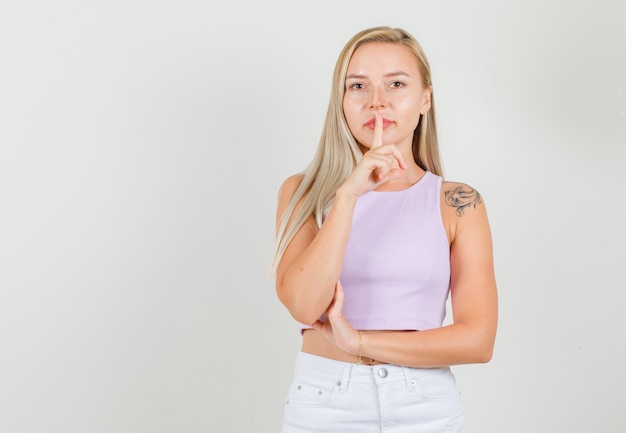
[{"x1": 281, "y1": 352, "x2": 464, "y2": 433}]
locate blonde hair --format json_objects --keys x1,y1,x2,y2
[{"x1": 271, "y1": 26, "x2": 442, "y2": 274}]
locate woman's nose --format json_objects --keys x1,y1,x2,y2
[{"x1": 369, "y1": 86, "x2": 385, "y2": 109}]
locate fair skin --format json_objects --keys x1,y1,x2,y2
[{"x1": 275, "y1": 42, "x2": 497, "y2": 368}]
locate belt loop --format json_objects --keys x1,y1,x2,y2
[
  {"x1": 402, "y1": 366, "x2": 416, "y2": 392},
  {"x1": 338, "y1": 363, "x2": 352, "y2": 394}
]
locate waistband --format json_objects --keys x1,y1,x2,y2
[{"x1": 295, "y1": 351, "x2": 451, "y2": 391}]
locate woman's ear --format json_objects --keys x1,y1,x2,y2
[{"x1": 420, "y1": 86, "x2": 432, "y2": 114}]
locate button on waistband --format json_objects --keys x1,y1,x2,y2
[{"x1": 377, "y1": 367, "x2": 388, "y2": 378}]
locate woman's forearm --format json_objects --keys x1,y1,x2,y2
[
  {"x1": 279, "y1": 187, "x2": 358, "y2": 325},
  {"x1": 360, "y1": 321, "x2": 497, "y2": 368}
]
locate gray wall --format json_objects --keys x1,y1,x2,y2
[{"x1": 1, "y1": 0, "x2": 625, "y2": 432}]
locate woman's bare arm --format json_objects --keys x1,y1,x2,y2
[{"x1": 275, "y1": 175, "x2": 358, "y2": 326}]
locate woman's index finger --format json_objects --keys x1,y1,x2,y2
[{"x1": 372, "y1": 113, "x2": 383, "y2": 149}]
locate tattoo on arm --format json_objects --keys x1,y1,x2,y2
[{"x1": 444, "y1": 186, "x2": 482, "y2": 217}]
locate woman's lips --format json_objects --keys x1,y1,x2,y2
[{"x1": 364, "y1": 117, "x2": 393, "y2": 129}]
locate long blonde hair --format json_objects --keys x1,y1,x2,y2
[{"x1": 271, "y1": 26, "x2": 442, "y2": 274}]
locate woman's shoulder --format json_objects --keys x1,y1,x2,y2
[
  {"x1": 277, "y1": 173, "x2": 309, "y2": 214},
  {"x1": 441, "y1": 180, "x2": 485, "y2": 218},
  {"x1": 440, "y1": 180, "x2": 490, "y2": 244},
  {"x1": 280, "y1": 173, "x2": 305, "y2": 190},
  {"x1": 278, "y1": 173, "x2": 306, "y2": 201},
  {"x1": 440, "y1": 180, "x2": 485, "y2": 239}
]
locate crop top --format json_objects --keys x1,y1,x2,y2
[{"x1": 300, "y1": 171, "x2": 450, "y2": 332}]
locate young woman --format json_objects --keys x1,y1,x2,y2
[{"x1": 272, "y1": 26, "x2": 497, "y2": 433}]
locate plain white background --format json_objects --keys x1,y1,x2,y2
[{"x1": 1, "y1": 0, "x2": 625, "y2": 432}]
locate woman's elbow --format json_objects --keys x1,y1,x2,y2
[
  {"x1": 475, "y1": 346, "x2": 494, "y2": 364},
  {"x1": 459, "y1": 325, "x2": 495, "y2": 364},
  {"x1": 277, "y1": 286, "x2": 323, "y2": 326},
  {"x1": 288, "y1": 306, "x2": 319, "y2": 327},
  {"x1": 473, "y1": 333, "x2": 496, "y2": 363}
]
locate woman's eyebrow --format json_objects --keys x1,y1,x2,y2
[
  {"x1": 345, "y1": 71, "x2": 411, "y2": 80},
  {"x1": 384, "y1": 71, "x2": 411, "y2": 78}
]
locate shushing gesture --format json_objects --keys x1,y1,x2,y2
[{"x1": 341, "y1": 113, "x2": 408, "y2": 197}]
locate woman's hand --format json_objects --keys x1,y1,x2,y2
[
  {"x1": 311, "y1": 280, "x2": 360, "y2": 356},
  {"x1": 339, "y1": 114, "x2": 407, "y2": 198}
]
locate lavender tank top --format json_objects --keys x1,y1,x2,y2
[{"x1": 301, "y1": 171, "x2": 450, "y2": 332}]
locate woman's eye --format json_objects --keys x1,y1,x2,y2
[
  {"x1": 390, "y1": 81, "x2": 405, "y2": 88},
  {"x1": 349, "y1": 83, "x2": 364, "y2": 90}
]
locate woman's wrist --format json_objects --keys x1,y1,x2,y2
[
  {"x1": 335, "y1": 184, "x2": 360, "y2": 204},
  {"x1": 355, "y1": 332, "x2": 377, "y2": 365}
]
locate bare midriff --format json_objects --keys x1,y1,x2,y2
[{"x1": 301, "y1": 328, "x2": 413, "y2": 366}]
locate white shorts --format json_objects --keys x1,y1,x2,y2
[{"x1": 281, "y1": 352, "x2": 464, "y2": 433}]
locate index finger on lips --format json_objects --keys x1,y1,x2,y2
[{"x1": 371, "y1": 113, "x2": 383, "y2": 149}]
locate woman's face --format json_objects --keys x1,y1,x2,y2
[{"x1": 343, "y1": 42, "x2": 431, "y2": 153}]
